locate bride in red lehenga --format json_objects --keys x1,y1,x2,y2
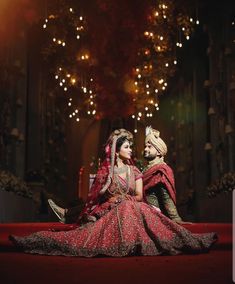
[{"x1": 9, "y1": 129, "x2": 217, "y2": 257}]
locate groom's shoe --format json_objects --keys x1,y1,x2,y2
[{"x1": 48, "y1": 199, "x2": 66, "y2": 223}]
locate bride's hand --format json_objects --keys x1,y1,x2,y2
[{"x1": 108, "y1": 196, "x2": 122, "y2": 203}]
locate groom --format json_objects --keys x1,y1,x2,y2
[
  {"x1": 49, "y1": 127, "x2": 183, "y2": 223},
  {"x1": 143, "y1": 127, "x2": 183, "y2": 223}
]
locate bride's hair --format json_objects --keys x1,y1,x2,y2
[{"x1": 116, "y1": 136, "x2": 131, "y2": 152}]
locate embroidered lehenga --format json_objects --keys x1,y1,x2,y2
[{"x1": 9, "y1": 129, "x2": 217, "y2": 257}]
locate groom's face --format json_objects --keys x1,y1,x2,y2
[{"x1": 144, "y1": 142, "x2": 158, "y2": 161}]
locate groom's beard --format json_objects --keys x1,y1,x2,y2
[{"x1": 143, "y1": 153, "x2": 156, "y2": 161}]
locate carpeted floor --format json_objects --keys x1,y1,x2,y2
[{"x1": 0, "y1": 223, "x2": 233, "y2": 284}]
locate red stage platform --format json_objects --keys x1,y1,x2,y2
[{"x1": 0, "y1": 222, "x2": 233, "y2": 284}]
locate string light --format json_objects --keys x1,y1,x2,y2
[{"x1": 43, "y1": 1, "x2": 197, "y2": 125}]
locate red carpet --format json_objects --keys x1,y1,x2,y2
[{"x1": 0, "y1": 222, "x2": 233, "y2": 284}]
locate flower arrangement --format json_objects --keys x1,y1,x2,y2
[
  {"x1": 0, "y1": 170, "x2": 33, "y2": 199},
  {"x1": 207, "y1": 172, "x2": 235, "y2": 198}
]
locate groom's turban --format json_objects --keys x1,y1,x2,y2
[{"x1": 145, "y1": 127, "x2": 167, "y2": 156}]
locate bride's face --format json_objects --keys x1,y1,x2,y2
[{"x1": 118, "y1": 141, "x2": 132, "y2": 160}]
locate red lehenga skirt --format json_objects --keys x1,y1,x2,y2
[{"x1": 9, "y1": 200, "x2": 217, "y2": 257}]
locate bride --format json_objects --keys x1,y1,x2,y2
[{"x1": 9, "y1": 129, "x2": 217, "y2": 257}]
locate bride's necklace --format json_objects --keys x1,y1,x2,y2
[
  {"x1": 114, "y1": 164, "x2": 128, "y2": 174},
  {"x1": 115, "y1": 168, "x2": 130, "y2": 195},
  {"x1": 108, "y1": 164, "x2": 130, "y2": 195}
]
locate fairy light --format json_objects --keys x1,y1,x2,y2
[
  {"x1": 71, "y1": 78, "x2": 76, "y2": 84},
  {"x1": 43, "y1": 1, "x2": 196, "y2": 124}
]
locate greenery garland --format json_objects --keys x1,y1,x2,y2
[
  {"x1": 0, "y1": 170, "x2": 33, "y2": 199},
  {"x1": 207, "y1": 172, "x2": 235, "y2": 198}
]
